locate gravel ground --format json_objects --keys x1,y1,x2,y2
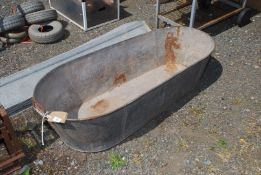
[
  {"x1": 0, "y1": 0, "x2": 261, "y2": 174},
  {"x1": 0, "y1": 0, "x2": 156, "y2": 78}
]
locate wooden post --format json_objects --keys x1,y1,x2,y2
[{"x1": 0, "y1": 105, "x2": 25, "y2": 175}]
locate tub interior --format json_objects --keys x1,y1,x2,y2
[
  {"x1": 78, "y1": 63, "x2": 186, "y2": 119},
  {"x1": 34, "y1": 27, "x2": 214, "y2": 120}
]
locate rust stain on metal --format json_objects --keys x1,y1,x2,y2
[
  {"x1": 98, "y1": 73, "x2": 104, "y2": 80},
  {"x1": 113, "y1": 73, "x2": 127, "y2": 86},
  {"x1": 91, "y1": 100, "x2": 109, "y2": 113},
  {"x1": 165, "y1": 32, "x2": 180, "y2": 72}
]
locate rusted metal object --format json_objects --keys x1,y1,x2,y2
[
  {"x1": 156, "y1": 0, "x2": 249, "y2": 29},
  {"x1": 0, "y1": 105, "x2": 25, "y2": 175},
  {"x1": 33, "y1": 27, "x2": 215, "y2": 152},
  {"x1": 197, "y1": 7, "x2": 243, "y2": 30}
]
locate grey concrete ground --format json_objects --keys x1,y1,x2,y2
[{"x1": 0, "y1": 0, "x2": 260, "y2": 174}]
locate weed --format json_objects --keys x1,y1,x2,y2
[
  {"x1": 177, "y1": 138, "x2": 189, "y2": 151},
  {"x1": 108, "y1": 152, "x2": 127, "y2": 170},
  {"x1": 209, "y1": 146, "x2": 216, "y2": 151},
  {"x1": 19, "y1": 136, "x2": 37, "y2": 148},
  {"x1": 209, "y1": 138, "x2": 228, "y2": 151},
  {"x1": 216, "y1": 139, "x2": 228, "y2": 148},
  {"x1": 22, "y1": 168, "x2": 30, "y2": 175},
  {"x1": 189, "y1": 106, "x2": 205, "y2": 116},
  {"x1": 231, "y1": 98, "x2": 242, "y2": 105}
]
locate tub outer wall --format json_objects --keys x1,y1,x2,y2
[{"x1": 33, "y1": 27, "x2": 215, "y2": 152}]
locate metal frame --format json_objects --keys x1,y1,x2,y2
[
  {"x1": 156, "y1": 0, "x2": 248, "y2": 29},
  {"x1": 49, "y1": 0, "x2": 120, "y2": 31}
]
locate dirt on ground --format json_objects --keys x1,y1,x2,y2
[
  {"x1": 0, "y1": 0, "x2": 260, "y2": 174},
  {"x1": 0, "y1": 0, "x2": 155, "y2": 77}
]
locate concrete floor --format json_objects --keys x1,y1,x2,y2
[{"x1": 0, "y1": 0, "x2": 260, "y2": 174}]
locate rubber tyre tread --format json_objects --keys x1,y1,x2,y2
[
  {"x1": 0, "y1": 37, "x2": 21, "y2": 44},
  {"x1": 28, "y1": 21, "x2": 64, "y2": 44},
  {"x1": 17, "y1": 1, "x2": 45, "y2": 15},
  {"x1": 25, "y1": 9, "x2": 57, "y2": 24},
  {"x1": 237, "y1": 8, "x2": 252, "y2": 27},
  {"x1": 0, "y1": 15, "x2": 25, "y2": 33},
  {"x1": 0, "y1": 41, "x2": 4, "y2": 51},
  {"x1": 4, "y1": 31, "x2": 28, "y2": 39}
]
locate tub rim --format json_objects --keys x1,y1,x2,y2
[{"x1": 33, "y1": 26, "x2": 215, "y2": 121}]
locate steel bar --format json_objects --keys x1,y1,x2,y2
[
  {"x1": 189, "y1": 0, "x2": 197, "y2": 27},
  {"x1": 81, "y1": 1, "x2": 88, "y2": 31},
  {"x1": 197, "y1": 8, "x2": 243, "y2": 30},
  {"x1": 156, "y1": 0, "x2": 160, "y2": 28},
  {"x1": 242, "y1": 0, "x2": 248, "y2": 8}
]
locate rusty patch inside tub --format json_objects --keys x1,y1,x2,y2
[
  {"x1": 91, "y1": 100, "x2": 109, "y2": 113},
  {"x1": 113, "y1": 73, "x2": 127, "y2": 86},
  {"x1": 165, "y1": 32, "x2": 180, "y2": 72}
]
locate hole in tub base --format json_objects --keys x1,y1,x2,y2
[{"x1": 78, "y1": 64, "x2": 186, "y2": 120}]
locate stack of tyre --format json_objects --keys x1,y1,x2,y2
[{"x1": 0, "y1": 0, "x2": 64, "y2": 45}]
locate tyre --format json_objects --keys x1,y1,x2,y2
[
  {"x1": 0, "y1": 15, "x2": 25, "y2": 33},
  {"x1": 0, "y1": 41, "x2": 4, "y2": 51},
  {"x1": 4, "y1": 30, "x2": 28, "y2": 40},
  {"x1": 17, "y1": 1, "x2": 45, "y2": 15},
  {"x1": 28, "y1": 21, "x2": 64, "y2": 44},
  {"x1": 25, "y1": 9, "x2": 57, "y2": 24},
  {"x1": 237, "y1": 8, "x2": 252, "y2": 27},
  {"x1": 0, "y1": 37, "x2": 21, "y2": 44}
]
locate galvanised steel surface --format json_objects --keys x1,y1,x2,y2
[
  {"x1": 49, "y1": 0, "x2": 120, "y2": 31},
  {"x1": 33, "y1": 27, "x2": 215, "y2": 152}
]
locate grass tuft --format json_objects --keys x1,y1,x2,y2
[
  {"x1": 108, "y1": 152, "x2": 127, "y2": 170},
  {"x1": 216, "y1": 139, "x2": 228, "y2": 148},
  {"x1": 188, "y1": 106, "x2": 205, "y2": 116}
]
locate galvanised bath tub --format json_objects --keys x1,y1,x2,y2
[{"x1": 33, "y1": 27, "x2": 215, "y2": 152}]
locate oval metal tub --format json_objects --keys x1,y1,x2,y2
[{"x1": 33, "y1": 27, "x2": 215, "y2": 152}]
